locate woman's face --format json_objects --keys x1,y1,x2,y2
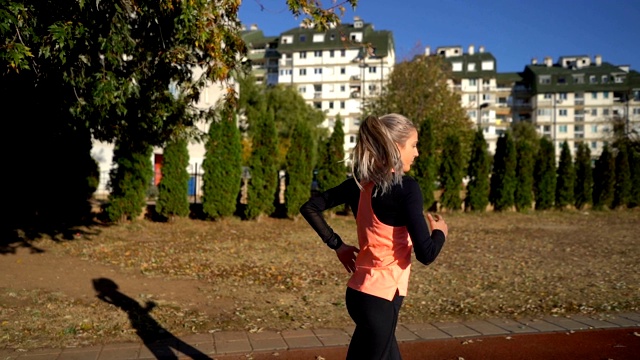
[{"x1": 398, "y1": 129, "x2": 419, "y2": 172}]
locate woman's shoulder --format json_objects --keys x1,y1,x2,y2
[{"x1": 400, "y1": 175, "x2": 420, "y2": 190}]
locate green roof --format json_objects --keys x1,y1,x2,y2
[
  {"x1": 441, "y1": 52, "x2": 498, "y2": 79},
  {"x1": 276, "y1": 22, "x2": 394, "y2": 57},
  {"x1": 524, "y1": 62, "x2": 640, "y2": 93},
  {"x1": 495, "y1": 72, "x2": 524, "y2": 83}
]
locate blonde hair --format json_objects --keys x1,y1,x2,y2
[{"x1": 352, "y1": 114, "x2": 417, "y2": 195}]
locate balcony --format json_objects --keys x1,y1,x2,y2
[
  {"x1": 350, "y1": 75, "x2": 361, "y2": 82},
  {"x1": 314, "y1": 92, "x2": 322, "y2": 99},
  {"x1": 575, "y1": 99, "x2": 585, "y2": 106},
  {"x1": 279, "y1": 59, "x2": 292, "y2": 67},
  {"x1": 574, "y1": 114, "x2": 585, "y2": 122},
  {"x1": 351, "y1": 91, "x2": 361, "y2": 98}
]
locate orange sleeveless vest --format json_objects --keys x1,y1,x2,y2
[{"x1": 347, "y1": 182, "x2": 413, "y2": 301}]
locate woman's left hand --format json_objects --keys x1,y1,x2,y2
[{"x1": 335, "y1": 244, "x2": 359, "y2": 273}]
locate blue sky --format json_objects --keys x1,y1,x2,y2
[{"x1": 239, "y1": 0, "x2": 640, "y2": 73}]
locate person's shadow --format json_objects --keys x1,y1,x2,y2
[{"x1": 92, "y1": 278, "x2": 212, "y2": 359}]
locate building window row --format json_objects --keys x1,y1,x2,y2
[{"x1": 297, "y1": 49, "x2": 347, "y2": 59}]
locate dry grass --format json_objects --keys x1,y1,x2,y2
[{"x1": 1, "y1": 210, "x2": 639, "y2": 350}]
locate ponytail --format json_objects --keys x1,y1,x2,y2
[{"x1": 352, "y1": 114, "x2": 416, "y2": 195}]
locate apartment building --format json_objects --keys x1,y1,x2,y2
[
  {"x1": 523, "y1": 55, "x2": 640, "y2": 157},
  {"x1": 243, "y1": 17, "x2": 395, "y2": 156},
  {"x1": 433, "y1": 45, "x2": 508, "y2": 153},
  {"x1": 433, "y1": 45, "x2": 640, "y2": 157},
  {"x1": 241, "y1": 25, "x2": 279, "y2": 85}
]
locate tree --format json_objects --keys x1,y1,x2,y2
[
  {"x1": 316, "y1": 116, "x2": 346, "y2": 192},
  {"x1": 368, "y1": 55, "x2": 473, "y2": 158},
  {"x1": 465, "y1": 129, "x2": 491, "y2": 212},
  {"x1": 592, "y1": 145, "x2": 615, "y2": 210},
  {"x1": 612, "y1": 141, "x2": 631, "y2": 209},
  {"x1": 245, "y1": 106, "x2": 279, "y2": 219},
  {"x1": 1, "y1": 0, "x2": 356, "y2": 230},
  {"x1": 285, "y1": 122, "x2": 315, "y2": 218},
  {"x1": 555, "y1": 141, "x2": 575, "y2": 209},
  {"x1": 628, "y1": 148, "x2": 640, "y2": 208},
  {"x1": 156, "y1": 137, "x2": 190, "y2": 220},
  {"x1": 412, "y1": 117, "x2": 438, "y2": 209},
  {"x1": 574, "y1": 142, "x2": 593, "y2": 210},
  {"x1": 439, "y1": 135, "x2": 464, "y2": 211},
  {"x1": 534, "y1": 137, "x2": 556, "y2": 210},
  {"x1": 514, "y1": 138, "x2": 535, "y2": 212},
  {"x1": 490, "y1": 132, "x2": 517, "y2": 211},
  {"x1": 202, "y1": 107, "x2": 243, "y2": 219},
  {"x1": 105, "y1": 141, "x2": 153, "y2": 223}
]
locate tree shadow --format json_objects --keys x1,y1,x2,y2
[{"x1": 92, "y1": 278, "x2": 212, "y2": 360}]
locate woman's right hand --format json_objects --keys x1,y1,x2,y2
[
  {"x1": 427, "y1": 213, "x2": 448, "y2": 238},
  {"x1": 335, "y1": 243, "x2": 359, "y2": 273}
]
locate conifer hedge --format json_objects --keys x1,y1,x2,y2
[
  {"x1": 490, "y1": 132, "x2": 517, "y2": 211},
  {"x1": 534, "y1": 137, "x2": 556, "y2": 210},
  {"x1": 285, "y1": 122, "x2": 315, "y2": 218},
  {"x1": 612, "y1": 141, "x2": 631, "y2": 209},
  {"x1": 439, "y1": 135, "x2": 464, "y2": 211},
  {"x1": 555, "y1": 141, "x2": 575, "y2": 209},
  {"x1": 465, "y1": 129, "x2": 491, "y2": 212},
  {"x1": 592, "y1": 145, "x2": 615, "y2": 210},
  {"x1": 413, "y1": 118, "x2": 438, "y2": 209},
  {"x1": 573, "y1": 142, "x2": 593, "y2": 210},
  {"x1": 156, "y1": 137, "x2": 190, "y2": 220},
  {"x1": 514, "y1": 138, "x2": 535, "y2": 212},
  {"x1": 316, "y1": 116, "x2": 346, "y2": 192}
]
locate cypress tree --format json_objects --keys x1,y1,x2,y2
[
  {"x1": 465, "y1": 128, "x2": 491, "y2": 212},
  {"x1": 555, "y1": 141, "x2": 575, "y2": 209},
  {"x1": 245, "y1": 107, "x2": 279, "y2": 219},
  {"x1": 489, "y1": 132, "x2": 517, "y2": 211},
  {"x1": 105, "y1": 140, "x2": 153, "y2": 223},
  {"x1": 439, "y1": 135, "x2": 464, "y2": 211},
  {"x1": 612, "y1": 141, "x2": 631, "y2": 209},
  {"x1": 514, "y1": 138, "x2": 535, "y2": 212},
  {"x1": 156, "y1": 137, "x2": 190, "y2": 220},
  {"x1": 628, "y1": 148, "x2": 640, "y2": 208},
  {"x1": 413, "y1": 117, "x2": 438, "y2": 210},
  {"x1": 592, "y1": 145, "x2": 615, "y2": 210},
  {"x1": 316, "y1": 116, "x2": 346, "y2": 192},
  {"x1": 285, "y1": 122, "x2": 315, "y2": 218},
  {"x1": 202, "y1": 107, "x2": 243, "y2": 219},
  {"x1": 574, "y1": 142, "x2": 593, "y2": 210},
  {"x1": 534, "y1": 137, "x2": 556, "y2": 210}
]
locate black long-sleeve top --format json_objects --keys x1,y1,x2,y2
[{"x1": 300, "y1": 176, "x2": 446, "y2": 265}]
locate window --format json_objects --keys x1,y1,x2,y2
[
  {"x1": 279, "y1": 69, "x2": 292, "y2": 75},
  {"x1": 537, "y1": 109, "x2": 552, "y2": 116},
  {"x1": 314, "y1": 50, "x2": 322, "y2": 57},
  {"x1": 558, "y1": 92, "x2": 568, "y2": 100},
  {"x1": 615, "y1": 75, "x2": 625, "y2": 83},
  {"x1": 544, "y1": 93, "x2": 552, "y2": 99},
  {"x1": 543, "y1": 125, "x2": 551, "y2": 132},
  {"x1": 559, "y1": 109, "x2": 568, "y2": 116},
  {"x1": 340, "y1": 101, "x2": 345, "y2": 109},
  {"x1": 299, "y1": 51, "x2": 307, "y2": 59},
  {"x1": 340, "y1": 85, "x2": 346, "y2": 92},
  {"x1": 558, "y1": 77, "x2": 567, "y2": 84},
  {"x1": 468, "y1": 63, "x2": 476, "y2": 71},
  {"x1": 603, "y1": 109, "x2": 610, "y2": 116},
  {"x1": 368, "y1": 66, "x2": 377, "y2": 73},
  {"x1": 601, "y1": 75, "x2": 609, "y2": 83},
  {"x1": 482, "y1": 94, "x2": 491, "y2": 101},
  {"x1": 559, "y1": 125, "x2": 568, "y2": 133},
  {"x1": 298, "y1": 86, "x2": 306, "y2": 93},
  {"x1": 469, "y1": 79, "x2": 477, "y2": 86},
  {"x1": 591, "y1": 125, "x2": 598, "y2": 132},
  {"x1": 340, "y1": 67, "x2": 346, "y2": 74},
  {"x1": 299, "y1": 68, "x2": 306, "y2": 76},
  {"x1": 329, "y1": 101, "x2": 334, "y2": 109},
  {"x1": 313, "y1": 34, "x2": 324, "y2": 43},
  {"x1": 330, "y1": 50, "x2": 335, "y2": 57},
  {"x1": 314, "y1": 68, "x2": 322, "y2": 74},
  {"x1": 589, "y1": 75, "x2": 597, "y2": 83},
  {"x1": 591, "y1": 92, "x2": 597, "y2": 99},
  {"x1": 481, "y1": 60, "x2": 494, "y2": 71},
  {"x1": 603, "y1": 91, "x2": 609, "y2": 99},
  {"x1": 313, "y1": 102, "x2": 321, "y2": 109},
  {"x1": 591, "y1": 141, "x2": 597, "y2": 149},
  {"x1": 468, "y1": 110, "x2": 477, "y2": 119},
  {"x1": 340, "y1": 49, "x2": 346, "y2": 57},
  {"x1": 573, "y1": 75, "x2": 584, "y2": 84},
  {"x1": 591, "y1": 108, "x2": 597, "y2": 116},
  {"x1": 452, "y1": 62, "x2": 463, "y2": 72},
  {"x1": 633, "y1": 108, "x2": 640, "y2": 115},
  {"x1": 469, "y1": 94, "x2": 477, "y2": 102},
  {"x1": 539, "y1": 76, "x2": 551, "y2": 84},
  {"x1": 350, "y1": 135, "x2": 356, "y2": 144},
  {"x1": 299, "y1": 35, "x2": 306, "y2": 42}
]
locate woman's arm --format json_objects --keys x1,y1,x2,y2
[
  {"x1": 299, "y1": 178, "x2": 359, "y2": 250},
  {"x1": 401, "y1": 179, "x2": 446, "y2": 265}
]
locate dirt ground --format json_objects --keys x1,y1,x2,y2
[{"x1": 1, "y1": 210, "x2": 639, "y2": 350}]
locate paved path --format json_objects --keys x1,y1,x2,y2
[{"x1": 1, "y1": 312, "x2": 638, "y2": 359}]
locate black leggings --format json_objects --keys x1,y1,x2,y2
[{"x1": 345, "y1": 287, "x2": 404, "y2": 360}]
